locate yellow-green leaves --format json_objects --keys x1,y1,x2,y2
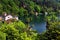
[
  {"x1": 0, "y1": 21, "x2": 38, "y2": 40},
  {"x1": 0, "y1": 31, "x2": 6, "y2": 40}
]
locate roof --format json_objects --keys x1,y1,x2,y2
[{"x1": 5, "y1": 15, "x2": 13, "y2": 21}]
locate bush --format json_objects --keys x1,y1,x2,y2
[
  {"x1": 0, "y1": 21, "x2": 38, "y2": 40},
  {"x1": 0, "y1": 31, "x2": 6, "y2": 40},
  {"x1": 40, "y1": 22, "x2": 60, "y2": 40}
]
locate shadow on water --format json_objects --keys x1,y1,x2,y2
[{"x1": 30, "y1": 22, "x2": 47, "y2": 33}]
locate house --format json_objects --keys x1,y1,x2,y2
[
  {"x1": 14, "y1": 16, "x2": 19, "y2": 20},
  {"x1": 0, "y1": 13, "x2": 19, "y2": 23},
  {"x1": 5, "y1": 15, "x2": 13, "y2": 21},
  {"x1": 5, "y1": 14, "x2": 19, "y2": 21}
]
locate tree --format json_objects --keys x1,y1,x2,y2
[
  {"x1": 0, "y1": 31, "x2": 6, "y2": 40},
  {"x1": 0, "y1": 21, "x2": 38, "y2": 40}
]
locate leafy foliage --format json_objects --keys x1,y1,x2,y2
[
  {"x1": 0, "y1": 0, "x2": 60, "y2": 40},
  {"x1": 40, "y1": 22, "x2": 60, "y2": 40},
  {"x1": 0, "y1": 21, "x2": 38, "y2": 40},
  {"x1": 0, "y1": 31, "x2": 6, "y2": 40}
]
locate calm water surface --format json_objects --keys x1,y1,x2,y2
[{"x1": 30, "y1": 22, "x2": 46, "y2": 33}]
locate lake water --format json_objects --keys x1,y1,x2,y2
[
  {"x1": 30, "y1": 22, "x2": 47, "y2": 33},
  {"x1": 30, "y1": 16, "x2": 60, "y2": 33}
]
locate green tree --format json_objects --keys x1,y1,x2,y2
[
  {"x1": 0, "y1": 31, "x2": 6, "y2": 40},
  {"x1": 0, "y1": 21, "x2": 38, "y2": 40}
]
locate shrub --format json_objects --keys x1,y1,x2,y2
[
  {"x1": 0, "y1": 31, "x2": 6, "y2": 40},
  {"x1": 0, "y1": 21, "x2": 38, "y2": 40}
]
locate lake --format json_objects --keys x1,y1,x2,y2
[
  {"x1": 30, "y1": 22, "x2": 47, "y2": 33},
  {"x1": 30, "y1": 16, "x2": 60, "y2": 33}
]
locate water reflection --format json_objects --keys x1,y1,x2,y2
[{"x1": 30, "y1": 22, "x2": 46, "y2": 33}]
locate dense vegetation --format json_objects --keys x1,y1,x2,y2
[
  {"x1": 0, "y1": 0, "x2": 60, "y2": 23},
  {"x1": 0, "y1": 21, "x2": 60, "y2": 40},
  {"x1": 0, "y1": 21, "x2": 38, "y2": 40},
  {"x1": 0, "y1": 0, "x2": 60, "y2": 40}
]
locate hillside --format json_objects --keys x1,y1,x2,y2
[
  {"x1": 0, "y1": 0, "x2": 60, "y2": 40},
  {"x1": 0, "y1": 0, "x2": 60, "y2": 23}
]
